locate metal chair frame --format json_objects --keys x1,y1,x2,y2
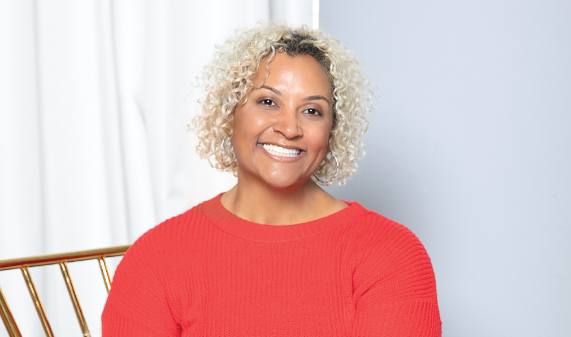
[{"x1": 0, "y1": 245, "x2": 130, "y2": 337}]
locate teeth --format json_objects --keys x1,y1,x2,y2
[{"x1": 262, "y1": 144, "x2": 301, "y2": 157}]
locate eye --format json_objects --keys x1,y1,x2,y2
[
  {"x1": 304, "y1": 108, "x2": 321, "y2": 116},
  {"x1": 259, "y1": 99, "x2": 276, "y2": 106}
]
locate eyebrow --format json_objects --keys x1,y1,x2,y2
[
  {"x1": 261, "y1": 85, "x2": 281, "y2": 96},
  {"x1": 302, "y1": 95, "x2": 330, "y2": 106},
  {"x1": 260, "y1": 85, "x2": 331, "y2": 106}
]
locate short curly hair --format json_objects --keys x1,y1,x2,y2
[{"x1": 192, "y1": 22, "x2": 372, "y2": 186}]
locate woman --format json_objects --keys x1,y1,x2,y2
[{"x1": 103, "y1": 23, "x2": 441, "y2": 336}]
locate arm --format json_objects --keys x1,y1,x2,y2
[
  {"x1": 102, "y1": 231, "x2": 181, "y2": 336},
  {"x1": 352, "y1": 222, "x2": 442, "y2": 336}
]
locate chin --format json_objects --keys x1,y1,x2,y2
[{"x1": 261, "y1": 173, "x2": 307, "y2": 190}]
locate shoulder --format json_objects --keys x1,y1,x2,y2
[
  {"x1": 345, "y1": 204, "x2": 438, "y2": 301},
  {"x1": 347, "y1": 203, "x2": 423, "y2": 251},
  {"x1": 123, "y1": 197, "x2": 215, "y2": 264},
  {"x1": 108, "y1": 199, "x2": 213, "y2": 308}
]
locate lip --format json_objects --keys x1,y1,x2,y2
[{"x1": 258, "y1": 143, "x2": 306, "y2": 162}]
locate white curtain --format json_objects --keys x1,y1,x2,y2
[{"x1": 0, "y1": 0, "x2": 312, "y2": 336}]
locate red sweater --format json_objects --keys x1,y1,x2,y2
[{"x1": 102, "y1": 194, "x2": 441, "y2": 336}]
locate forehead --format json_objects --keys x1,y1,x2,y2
[{"x1": 252, "y1": 53, "x2": 332, "y2": 94}]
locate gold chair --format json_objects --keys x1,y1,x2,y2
[{"x1": 0, "y1": 245, "x2": 130, "y2": 337}]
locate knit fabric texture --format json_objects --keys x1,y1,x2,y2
[{"x1": 102, "y1": 194, "x2": 441, "y2": 336}]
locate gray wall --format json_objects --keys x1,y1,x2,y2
[{"x1": 321, "y1": 1, "x2": 571, "y2": 336}]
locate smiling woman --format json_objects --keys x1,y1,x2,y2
[
  {"x1": 224, "y1": 52, "x2": 347, "y2": 225},
  {"x1": 233, "y1": 54, "x2": 333, "y2": 186},
  {"x1": 102, "y1": 23, "x2": 442, "y2": 336},
  {"x1": 194, "y1": 24, "x2": 370, "y2": 188}
]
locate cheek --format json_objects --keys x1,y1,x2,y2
[
  {"x1": 234, "y1": 105, "x2": 267, "y2": 134},
  {"x1": 310, "y1": 125, "x2": 332, "y2": 149},
  {"x1": 255, "y1": 116, "x2": 265, "y2": 127},
  {"x1": 231, "y1": 110, "x2": 272, "y2": 161}
]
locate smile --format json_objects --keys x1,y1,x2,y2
[{"x1": 262, "y1": 144, "x2": 302, "y2": 158}]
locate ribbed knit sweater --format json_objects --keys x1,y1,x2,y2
[{"x1": 102, "y1": 194, "x2": 441, "y2": 336}]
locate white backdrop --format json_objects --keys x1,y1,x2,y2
[{"x1": 0, "y1": 0, "x2": 312, "y2": 336}]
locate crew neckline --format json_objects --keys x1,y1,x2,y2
[{"x1": 199, "y1": 193, "x2": 370, "y2": 242}]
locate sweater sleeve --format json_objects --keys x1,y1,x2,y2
[
  {"x1": 351, "y1": 219, "x2": 442, "y2": 336},
  {"x1": 102, "y1": 229, "x2": 181, "y2": 337}
]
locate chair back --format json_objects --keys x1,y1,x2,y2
[{"x1": 0, "y1": 245, "x2": 130, "y2": 337}]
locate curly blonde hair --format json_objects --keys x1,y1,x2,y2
[{"x1": 192, "y1": 22, "x2": 372, "y2": 186}]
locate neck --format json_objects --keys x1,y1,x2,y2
[{"x1": 220, "y1": 171, "x2": 345, "y2": 225}]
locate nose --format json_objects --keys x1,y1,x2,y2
[{"x1": 272, "y1": 106, "x2": 302, "y2": 139}]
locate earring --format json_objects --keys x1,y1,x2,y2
[
  {"x1": 313, "y1": 152, "x2": 339, "y2": 185},
  {"x1": 220, "y1": 135, "x2": 232, "y2": 167}
]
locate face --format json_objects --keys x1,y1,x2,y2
[{"x1": 231, "y1": 52, "x2": 334, "y2": 190}]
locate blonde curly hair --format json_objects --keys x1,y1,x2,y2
[{"x1": 192, "y1": 22, "x2": 373, "y2": 186}]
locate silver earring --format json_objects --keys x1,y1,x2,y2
[
  {"x1": 220, "y1": 135, "x2": 232, "y2": 167},
  {"x1": 313, "y1": 152, "x2": 339, "y2": 185}
]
